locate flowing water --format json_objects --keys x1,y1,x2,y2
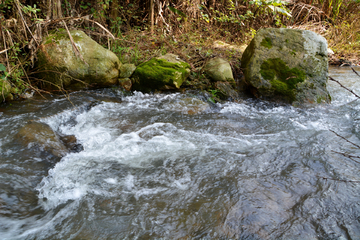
[{"x1": 0, "y1": 67, "x2": 360, "y2": 239}]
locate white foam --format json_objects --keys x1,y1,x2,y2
[{"x1": 104, "y1": 178, "x2": 118, "y2": 184}]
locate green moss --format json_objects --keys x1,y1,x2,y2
[
  {"x1": 44, "y1": 30, "x2": 83, "y2": 45},
  {"x1": 260, "y1": 58, "x2": 306, "y2": 101},
  {"x1": 0, "y1": 79, "x2": 11, "y2": 101},
  {"x1": 317, "y1": 96, "x2": 322, "y2": 103},
  {"x1": 260, "y1": 37, "x2": 273, "y2": 49},
  {"x1": 133, "y1": 58, "x2": 190, "y2": 91}
]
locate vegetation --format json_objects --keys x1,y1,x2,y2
[{"x1": 0, "y1": 0, "x2": 359, "y2": 100}]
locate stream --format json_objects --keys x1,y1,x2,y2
[{"x1": 0, "y1": 67, "x2": 360, "y2": 239}]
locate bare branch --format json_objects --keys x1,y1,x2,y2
[
  {"x1": 329, "y1": 76, "x2": 360, "y2": 99},
  {"x1": 14, "y1": 0, "x2": 39, "y2": 46},
  {"x1": 331, "y1": 150, "x2": 360, "y2": 164},
  {"x1": 0, "y1": 48, "x2": 11, "y2": 55},
  {"x1": 352, "y1": 67, "x2": 360, "y2": 78},
  {"x1": 318, "y1": 175, "x2": 360, "y2": 183},
  {"x1": 330, "y1": 130, "x2": 360, "y2": 149},
  {"x1": 62, "y1": 20, "x2": 88, "y2": 66}
]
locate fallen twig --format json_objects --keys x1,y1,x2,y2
[
  {"x1": 83, "y1": 18, "x2": 115, "y2": 40},
  {"x1": 330, "y1": 130, "x2": 360, "y2": 149},
  {"x1": 331, "y1": 150, "x2": 360, "y2": 164},
  {"x1": 352, "y1": 67, "x2": 360, "y2": 78},
  {"x1": 0, "y1": 48, "x2": 11, "y2": 55},
  {"x1": 318, "y1": 175, "x2": 360, "y2": 183},
  {"x1": 62, "y1": 20, "x2": 88, "y2": 66},
  {"x1": 329, "y1": 76, "x2": 360, "y2": 99}
]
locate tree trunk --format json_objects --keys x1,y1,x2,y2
[
  {"x1": 150, "y1": 0, "x2": 154, "y2": 34},
  {"x1": 45, "y1": 0, "x2": 63, "y2": 20}
]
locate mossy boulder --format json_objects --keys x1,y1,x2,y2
[
  {"x1": 204, "y1": 57, "x2": 235, "y2": 84},
  {"x1": 37, "y1": 29, "x2": 121, "y2": 90},
  {"x1": 241, "y1": 28, "x2": 331, "y2": 105},
  {"x1": 0, "y1": 79, "x2": 11, "y2": 102},
  {"x1": 131, "y1": 53, "x2": 191, "y2": 92}
]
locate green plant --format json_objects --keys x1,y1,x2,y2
[
  {"x1": 0, "y1": 64, "x2": 8, "y2": 81},
  {"x1": 62, "y1": 0, "x2": 72, "y2": 16},
  {"x1": 0, "y1": 0, "x2": 13, "y2": 13},
  {"x1": 110, "y1": 16, "x2": 124, "y2": 37},
  {"x1": 207, "y1": 88, "x2": 222, "y2": 103},
  {"x1": 250, "y1": 0, "x2": 292, "y2": 17},
  {"x1": 80, "y1": 1, "x2": 91, "y2": 10},
  {"x1": 22, "y1": 4, "x2": 42, "y2": 23}
]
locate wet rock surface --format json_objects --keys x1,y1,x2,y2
[{"x1": 14, "y1": 121, "x2": 82, "y2": 157}]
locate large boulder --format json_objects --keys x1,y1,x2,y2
[
  {"x1": 37, "y1": 29, "x2": 121, "y2": 90},
  {"x1": 131, "y1": 53, "x2": 191, "y2": 92},
  {"x1": 241, "y1": 28, "x2": 331, "y2": 105}
]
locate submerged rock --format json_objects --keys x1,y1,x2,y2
[
  {"x1": 59, "y1": 134, "x2": 84, "y2": 153},
  {"x1": 241, "y1": 28, "x2": 331, "y2": 105},
  {"x1": 37, "y1": 29, "x2": 121, "y2": 90},
  {"x1": 165, "y1": 97, "x2": 210, "y2": 115},
  {"x1": 15, "y1": 121, "x2": 71, "y2": 157},
  {"x1": 204, "y1": 57, "x2": 235, "y2": 84},
  {"x1": 131, "y1": 53, "x2": 191, "y2": 92}
]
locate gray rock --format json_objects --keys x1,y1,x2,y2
[
  {"x1": 241, "y1": 28, "x2": 331, "y2": 105},
  {"x1": 132, "y1": 53, "x2": 191, "y2": 92},
  {"x1": 204, "y1": 57, "x2": 235, "y2": 83},
  {"x1": 37, "y1": 30, "x2": 121, "y2": 90}
]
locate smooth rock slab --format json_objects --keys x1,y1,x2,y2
[{"x1": 241, "y1": 28, "x2": 331, "y2": 105}]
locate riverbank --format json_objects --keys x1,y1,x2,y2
[
  {"x1": 1, "y1": 28, "x2": 358, "y2": 105},
  {"x1": 109, "y1": 26, "x2": 359, "y2": 69},
  {"x1": 1, "y1": 0, "x2": 359, "y2": 102}
]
